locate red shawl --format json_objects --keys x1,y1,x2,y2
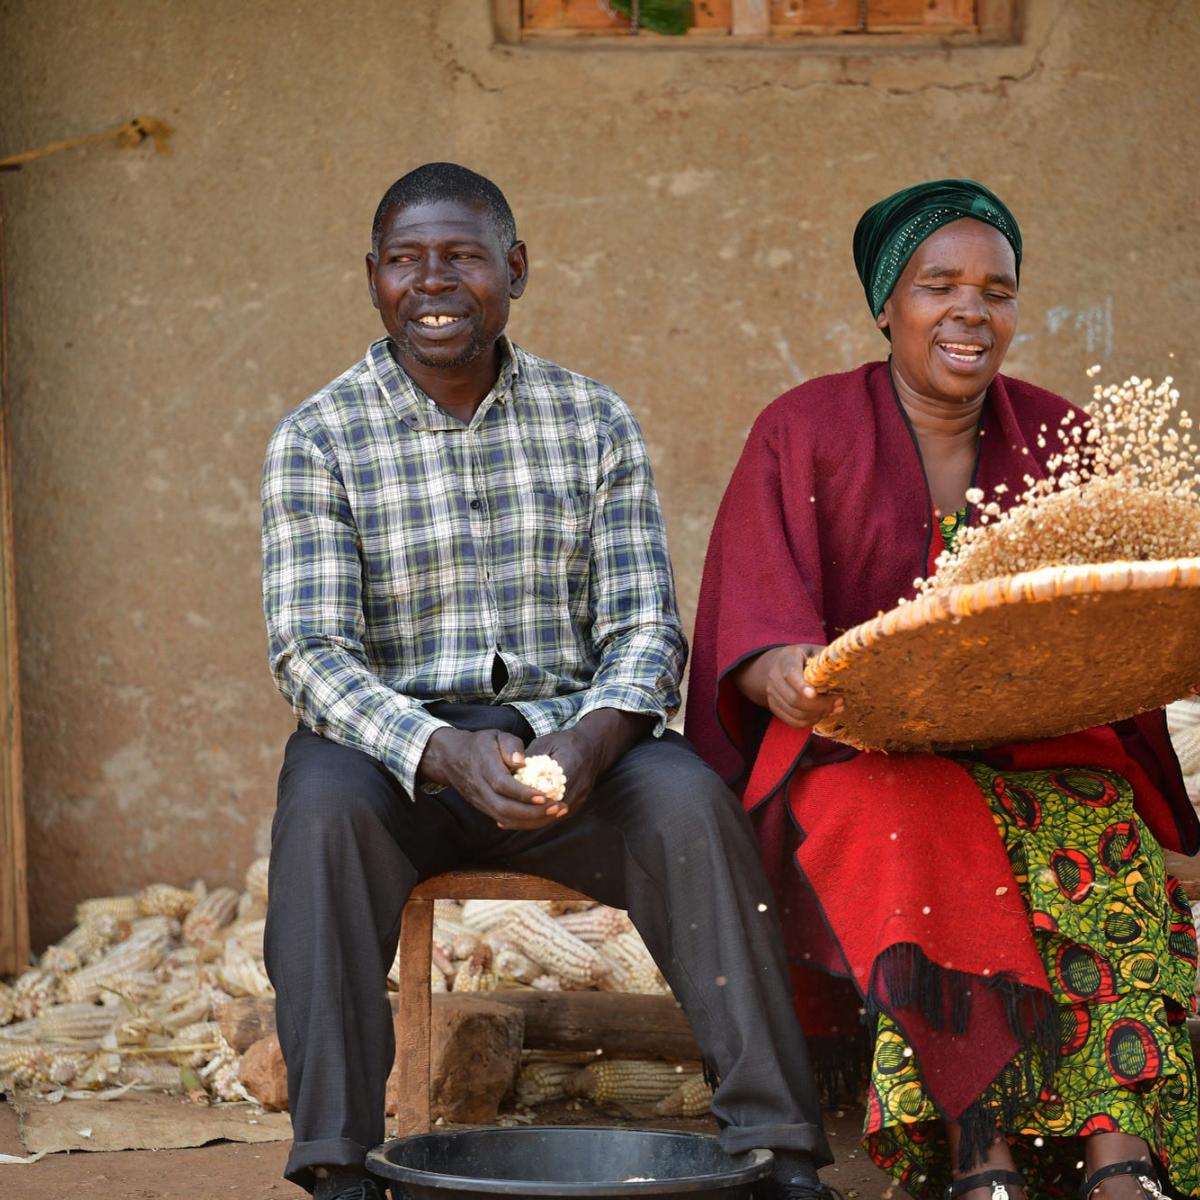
[{"x1": 685, "y1": 360, "x2": 1199, "y2": 1123}]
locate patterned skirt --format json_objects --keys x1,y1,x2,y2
[{"x1": 863, "y1": 763, "x2": 1200, "y2": 1198}]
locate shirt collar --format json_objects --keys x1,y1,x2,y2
[{"x1": 367, "y1": 335, "x2": 520, "y2": 430}]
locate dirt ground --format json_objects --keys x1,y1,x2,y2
[{"x1": 0, "y1": 1099, "x2": 893, "y2": 1199}]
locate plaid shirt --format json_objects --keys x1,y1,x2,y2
[{"x1": 261, "y1": 336, "x2": 686, "y2": 798}]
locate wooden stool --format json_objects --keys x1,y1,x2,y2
[{"x1": 391, "y1": 868, "x2": 590, "y2": 1136}]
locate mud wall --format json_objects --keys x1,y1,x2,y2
[{"x1": 1, "y1": 0, "x2": 1195, "y2": 944}]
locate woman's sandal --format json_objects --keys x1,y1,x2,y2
[
  {"x1": 945, "y1": 1169, "x2": 1026, "y2": 1200},
  {"x1": 1080, "y1": 1160, "x2": 1167, "y2": 1200}
]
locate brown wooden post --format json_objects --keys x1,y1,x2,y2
[
  {"x1": 393, "y1": 895, "x2": 434, "y2": 1136},
  {"x1": 0, "y1": 195, "x2": 28, "y2": 978}
]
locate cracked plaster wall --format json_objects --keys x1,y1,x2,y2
[{"x1": 0, "y1": 0, "x2": 1196, "y2": 944}]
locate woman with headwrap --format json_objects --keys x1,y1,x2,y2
[{"x1": 686, "y1": 180, "x2": 1200, "y2": 1200}]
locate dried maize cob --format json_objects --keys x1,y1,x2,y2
[
  {"x1": 494, "y1": 946, "x2": 541, "y2": 985},
  {"x1": 44, "y1": 914, "x2": 127, "y2": 970},
  {"x1": 182, "y1": 887, "x2": 239, "y2": 945},
  {"x1": 244, "y1": 857, "x2": 270, "y2": 902},
  {"x1": 433, "y1": 898, "x2": 463, "y2": 921},
  {"x1": 654, "y1": 1074, "x2": 713, "y2": 1117},
  {"x1": 501, "y1": 906, "x2": 612, "y2": 988},
  {"x1": 531, "y1": 974, "x2": 562, "y2": 991},
  {"x1": 209, "y1": 1056, "x2": 252, "y2": 1102},
  {"x1": 32, "y1": 1002, "x2": 123, "y2": 1043},
  {"x1": 0, "y1": 1045, "x2": 53, "y2": 1087},
  {"x1": 431, "y1": 963, "x2": 448, "y2": 994},
  {"x1": 601, "y1": 929, "x2": 668, "y2": 994},
  {"x1": 452, "y1": 943, "x2": 497, "y2": 993},
  {"x1": 554, "y1": 905, "x2": 633, "y2": 946},
  {"x1": 431, "y1": 945, "x2": 456, "y2": 977},
  {"x1": 515, "y1": 1058, "x2": 578, "y2": 1105},
  {"x1": 213, "y1": 943, "x2": 273, "y2": 999},
  {"x1": 46, "y1": 1052, "x2": 91, "y2": 1087},
  {"x1": 227, "y1": 917, "x2": 266, "y2": 960},
  {"x1": 513, "y1": 754, "x2": 567, "y2": 802},
  {"x1": 93, "y1": 970, "x2": 162, "y2": 1005},
  {"x1": 76, "y1": 1050, "x2": 123, "y2": 1089},
  {"x1": 601, "y1": 929, "x2": 657, "y2": 976},
  {"x1": 131, "y1": 914, "x2": 183, "y2": 939},
  {"x1": 0, "y1": 980, "x2": 16, "y2": 1025},
  {"x1": 146, "y1": 986, "x2": 214, "y2": 1032},
  {"x1": 76, "y1": 895, "x2": 140, "y2": 925},
  {"x1": 597, "y1": 926, "x2": 667, "y2": 993},
  {"x1": 40, "y1": 918, "x2": 117, "y2": 973},
  {"x1": 461, "y1": 898, "x2": 535, "y2": 933},
  {"x1": 614, "y1": 969, "x2": 670, "y2": 995},
  {"x1": 0, "y1": 1016, "x2": 35, "y2": 1042},
  {"x1": 170, "y1": 1021, "x2": 222, "y2": 1067},
  {"x1": 157, "y1": 945, "x2": 201, "y2": 983},
  {"x1": 569, "y1": 1060, "x2": 684, "y2": 1104},
  {"x1": 236, "y1": 891, "x2": 267, "y2": 922},
  {"x1": 13, "y1": 967, "x2": 59, "y2": 1018},
  {"x1": 38, "y1": 945, "x2": 81, "y2": 975},
  {"x1": 64, "y1": 925, "x2": 176, "y2": 1003},
  {"x1": 432, "y1": 918, "x2": 480, "y2": 961},
  {"x1": 138, "y1": 883, "x2": 199, "y2": 920}
]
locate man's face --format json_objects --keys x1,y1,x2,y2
[
  {"x1": 879, "y1": 218, "x2": 1019, "y2": 404},
  {"x1": 366, "y1": 198, "x2": 527, "y2": 372}
]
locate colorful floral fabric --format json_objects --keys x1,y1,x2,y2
[{"x1": 864, "y1": 763, "x2": 1200, "y2": 1197}]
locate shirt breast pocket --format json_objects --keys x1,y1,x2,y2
[{"x1": 521, "y1": 491, "x2": 592, "y2": 606}]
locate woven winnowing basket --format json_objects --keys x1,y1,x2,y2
[{"x1": 804, "y1": 558, "x2": 1200, "y2": 752}]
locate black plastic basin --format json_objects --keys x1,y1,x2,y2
[{"x1": 367, "y1": 1126, "x2": 774, "y2": 1199}]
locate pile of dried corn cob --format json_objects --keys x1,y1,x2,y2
[
  {"x1": 923, "y1": 373, "x2": 1200, "y2": 592},
  {"x1": 0, "y1": 860, "x2": 270, "y2": 1102},
  {"x1": 1, "y1": 863, "x2": 696, "y2": 1113},
  {"x1": 417, "y1": 894, "x2": 669, "y2": 997}
]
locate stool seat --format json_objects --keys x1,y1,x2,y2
[
  {"x1": 391, "y1": 868, "x2": 592, "y2": 1135},
  {"x1": 410, "y1": 869, "x2": 590, "y2": 903}
]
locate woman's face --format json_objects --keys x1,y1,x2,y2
[{"x1": 878, "y1": 218, "x2": 1019, "y2": 404}]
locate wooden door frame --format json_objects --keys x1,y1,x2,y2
[{"x1": 0, "y1": 195, "x2": 29, "y2": 976}]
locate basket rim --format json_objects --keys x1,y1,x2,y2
[{"x1": 805, "y1": 556, "x2": 1200, "y2": 692}]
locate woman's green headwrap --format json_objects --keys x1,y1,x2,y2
[{"x1": 853, "y1": 179, "x2": 1022, "y2": 318}]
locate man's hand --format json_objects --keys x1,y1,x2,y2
[
  {"x1": 732, "y1": 644, "x2": 844, "y2": 729},
  {"x1": 527, "y1": 709, "x2": 655, "y2": 825},
  {"x1": 418, "y1": 727, "x2": 560, "y2": 831}
]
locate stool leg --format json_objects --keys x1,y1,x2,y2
[{"x1": 393, "y1": 896, "x2": 434, "y2": 1136}]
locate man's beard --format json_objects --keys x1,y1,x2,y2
[{"x1": 392, "y1": 324, "x2": 492, "y2": 370}]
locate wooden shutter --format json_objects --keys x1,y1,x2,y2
[
  {"x1": 866, "y1": 0, "x2": 977, "y2": 32},
  {"x1": 521, "y1": 1, "x2": 629, "y2": 32},
  {"x1": 771, "y1": 1, "x2": 860, "y2": 34}
]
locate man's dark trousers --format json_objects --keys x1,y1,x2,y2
[{"x1": 264, "y1": 703, "x2": 832, "y2": 1191}]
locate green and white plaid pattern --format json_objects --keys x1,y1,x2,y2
[{"x1": 262, "y1": 337, "x2": 686, "y2": 798}]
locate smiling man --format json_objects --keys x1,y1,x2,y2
[{"x1": 259, "y1": 164, "x2": 835, "y2": 1200}]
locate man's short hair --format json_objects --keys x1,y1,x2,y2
[{"x1": 371, "y1": 163, "x2": 517, "y2": 253}]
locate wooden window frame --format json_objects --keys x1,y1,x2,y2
[{"x1": 495, "y1": 1, "x2": 1019, "y2": 49}]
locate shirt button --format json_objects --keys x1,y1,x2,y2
[{"x1": 469, "y1": 499, "x2": 481, "y2": 510}]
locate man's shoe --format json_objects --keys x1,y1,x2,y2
[
  {"x1": 315, "y1": 1174, "x2": 387, "y2": 1200},
  {"x1": 775, "y1": 1183, "x2": 845, "y2": 1200}
]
